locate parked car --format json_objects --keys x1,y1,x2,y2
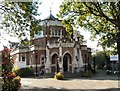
[{"x1": 106, "y1": 70, "x2": 119, "y2": 75}]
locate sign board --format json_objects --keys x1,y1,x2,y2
[{"x1": 110, "y1": 55, "x2": 118, "y2": 61}]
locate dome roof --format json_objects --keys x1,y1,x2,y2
[{"x1": 44, "y1": 14, "x2": 59, "y2": 21}]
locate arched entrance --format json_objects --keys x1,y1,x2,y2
[
  {"x1": 51, "y1": 54, "x2": 59, "y2": 72},
  {"x1": 63, "y1": 53, "x2": 72, "y2": 72}
]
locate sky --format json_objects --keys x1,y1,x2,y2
[
  {"x1": 36, "y1": 0, "x2": 64, "y2": 19},
  {"x1": 0, "y1": 0, "x2": 102, "y2": 51}
]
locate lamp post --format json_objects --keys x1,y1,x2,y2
[
  {"x1": 84, "y1": 54, "x2": 87, "y2": 77},
  {"x1": 56, "y1": 58, "x2": 59, "y2": 73},
  {"x1": 93, "y1": 56, "x2": 96, "y2": 71},
  {"x1": 88, "y1": 57, "x2": 89, "y2": 71},
  {"x1": 85, "y1": 54, "x2": 87, "y2": 73},
  {"x1": 35, "y1": 52, "x2": 38, "y2": 76},
  {"x1": 92, "y1": 49, "x2": 97, "y2": 72}
]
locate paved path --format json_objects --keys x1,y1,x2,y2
[
  {"x1": 19, "y1": 70, "x2": 119, "y2": 91},
  {"x1": 19, "y1": 78, "x2": 119, "y2": 91}
]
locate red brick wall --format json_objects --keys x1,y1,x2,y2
[
  {"x1": 33, "y1": 38, "x2": 46, "y2": 45},
  {"x1": 62, "y1": 47, "x2": 73, "y2": 56},
  {"x1": 50, "y1": 48, "x2": 59, "y2": 55}
]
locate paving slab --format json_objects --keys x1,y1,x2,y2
[
  {"x1": 19, "y1": 70, "x2": 120, "y2": 91},
  {"x1": 19, "y1": 77, "x2": 119, "y2": 91}
]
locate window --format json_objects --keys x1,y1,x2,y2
[
  {"x1": 56, "y1": 29, "x2": 61, "y2": 36},
  {"x1": 40, "y1": 56, "x2": 45, "y2": 64},
  {"x1": 58, "y1": 30, "x2": 60, "y2": 36},
  {"x1": 21, "y1": 56, "x2": 25, "y2": 62},
  {"x1": 55, "y1": 29, "x2": 57, "y2": 35},
  {"x1": 50, "y1": 28, "x2": 62, "y2": 37},
  {"x1": 41, "y1": 57, "x2": 44, "y2": 61},
  {"x1": 50, "y1": 28, "x2": 54, "y2": 35}
]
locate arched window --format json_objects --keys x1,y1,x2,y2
[
  {"x1": 21, "y1": 56, "x2": 25, "y2": 62},
  {"x1": 40, "y1": 55, "x2": 45, "y2": 65},
  {"x1": 58, "y1": 29, "x2": 60, "y2": 36},
  {"x1": 50, "y1": 28, "x2": 61, "y2": 37},
  {"x1": 41, "y1": 57, "x2": 44, "y2": 64},
  {"x1": 50, "y1": 28, "x2": 54, "y2": 36},
  {"x1": 55, "y1": 29, "x2": 57, "y2": 36}
]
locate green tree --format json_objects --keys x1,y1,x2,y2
[
  {"x1": 0, "y1": 0, "x2": 41, "y2": 44},
  {"x1": 93, "y1": 50, "x2": 113, "y2": 69},
  {"x1": 58, "y1": 1, "x2": 120, "y2": 68},
  {"x1": 94, "y1": 51, "x2": 106, "y2": 69}
]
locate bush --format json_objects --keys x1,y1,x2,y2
[
  {"x1": 81, "y1": 71, "x2": 93, "y2": 78},
  {"x1": 2, "y1": 72, "x2": 21, "y2": 91},
  {"x1": 2, "y1": 47, "x2": 21, "y2": 91},
  {"x1": 91, "y1": 69, "x2": 96, "y2": 74},
  {"x1": 54, "y1": 72, "x2": 64, "y2": 80},
  {"x1": 12, "y1": 76, "x2": 21, "y2": 89},
  {"x1": 13, "y1": 67, "x2": 34, "y2": 77}
]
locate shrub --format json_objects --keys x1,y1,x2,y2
[
  {"x1": 81, "y1": 71, "x2": 93, "y2": 78},
  {"x1": 13, "y1": 67, "x2": 34, "y2": 77},
  {"x1": 12, "y1": 76, "x2": 21, "y2": 89},
  {"x1": 2, "y1": 47, "x2": 21, "y2": 91},
  {"x1": 91, "y1": 69, "x2": 96, "y2": 74},
  {"x1": 54, "y1": 72, "x2": 64, "y2": 80}
]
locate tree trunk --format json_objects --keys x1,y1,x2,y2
[{"x1": 117, "y1": 32, "x2": 120, "y2": 71}]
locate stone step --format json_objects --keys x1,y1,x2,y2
[
  {"x1": 64, "y1": 72, "x2": 82, "y2": 78},
  {"x1": 39, "y1": 72, "x2": 82, "y2": 78}
]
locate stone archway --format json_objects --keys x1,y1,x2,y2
[
  {"x1": 51, "y1": 54, "x2": 59, "y2": 72},
  {"x1": 63, "y1": 53, "x2": 72, "y2": 72}
]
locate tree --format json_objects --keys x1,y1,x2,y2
[
  {"x1": 93, "y1": 51, "x2": 106, "y2": 69},
  {"x1": 93, "y1": 49, "x2": 113, "y2": 69},
  {"x1": 0, "y1": 0, "x2": 41, "y2": 45},
  {"x1": 58, "y1": 1, "x2": 120, "y2": 69}
]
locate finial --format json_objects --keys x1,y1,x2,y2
[
  {"x1": 50, "y1": 2, "x2": 53, "y2": 15},
  {"x1": 50, "y1": 7, "x2": 52, "y2": 15}
]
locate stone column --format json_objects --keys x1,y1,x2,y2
[
  {"x1": 59, "y1": 42, "x2": 63, "y2": 72},
  {"x1": 73, "y1": 46, "x2": 77, "y2": 73},
  {"x1": 45, "y1": 46, "x2": 50, "y2": 73},
  {"x1": 79, "y1": 50, "x2": 83, "y2": 67},
  {"x1": 59, "y1": 29, "x2": 63, "y2": 72}
]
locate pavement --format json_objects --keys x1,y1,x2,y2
[{"x1": 19, "y1": 70, "x2": 120, "y2": 91}]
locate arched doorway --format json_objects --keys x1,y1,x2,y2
[
  {"x1": 63, "y1": 53, "x2": 72, "y2": 72},
  {"x1": 51, "y1": 54, "x2": 59, "y2": 72}
]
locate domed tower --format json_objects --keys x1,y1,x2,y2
[
  {"x1": 38, "y1": 13, "x2": 74, "y2": 73},
  {"x1": 39, "y1": 13, "x2": 69, "y2": 45}
]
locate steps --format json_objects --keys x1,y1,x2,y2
[
  {"x1": 40, "y1": 71, "x2": 82, "y2": 78},
  {"x1": 64, "y1": 71, "x2": 82, "y2": 78},
  {"x1": 39, "y1": 73, "x2": 55, "y2": 78}
]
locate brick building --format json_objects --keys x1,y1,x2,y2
[{"x1": 11, "y1": 14, "x2": 92, "y2": 74}]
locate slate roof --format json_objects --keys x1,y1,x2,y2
[{"x1": 44, "y1": 14, "x2": 59, "y2": 21}]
